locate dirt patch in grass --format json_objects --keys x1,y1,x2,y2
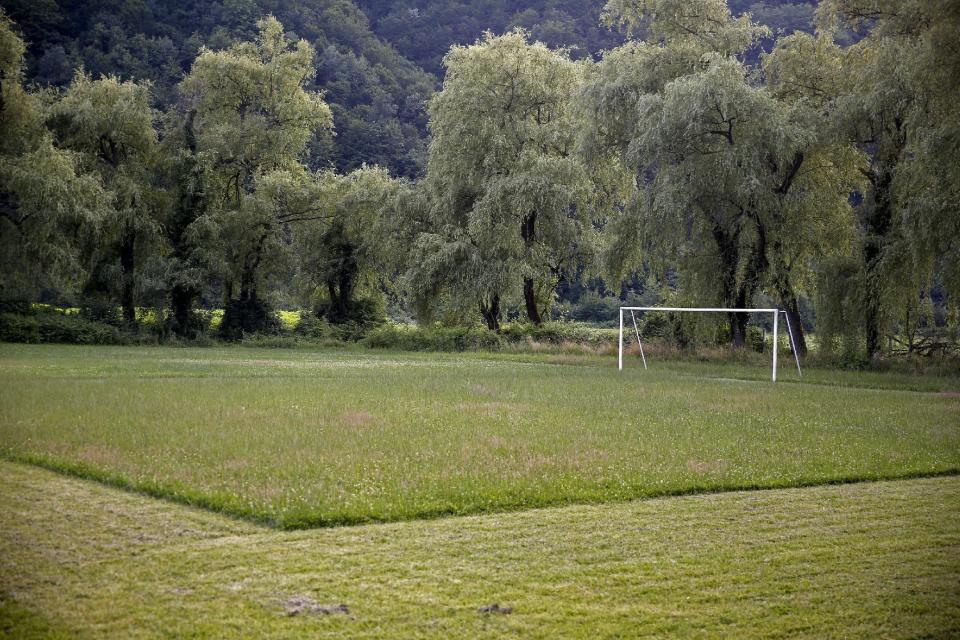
[
  {"x1": 478, "y1": 603, "x2": 513, "y2": 615},
  {"x1": 935, "y1": 392, "x2": 960, "y2": 398},
  {"x1": 469, "y1": 383, "x2": 495, "y2": 396},
  {"x1": 281, "y1": 595, "x2": 349, "y2": 617},
  {"x1": 339, "y1": 411, "x2": 375, "y2": 428},
  {"x1": 223, "y1": 459, "x2": 249, "y2": 472},
  {"x1": 76, "y1": 445, "x2": 126, "y2": 468},
  {"x1": 687, "y1": 459, "x2": 729, "y2": 475}
]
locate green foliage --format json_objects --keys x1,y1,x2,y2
[
  {"x1": 181, "y1": 17, "x2": 334, "y2": 335},
  {"x1": 47, "y1": 71, "x2": 162, "y2": 326},
  {"x1": 362, "y1": 321, "x2": 620, "y2": 352},
  {"x1": 293, "y1": 311, "x2": 334, "y2": 339},
  {"x1": 409, "y1": 30, "x2": 597, "y2": 329},
  {"x1": 293, "y1": 165, "x2": 398, "y2": 325},
  {"x1": 358, "y1": 0, "x2": 623, "y2": 76},
  {"x1": 0, "y1": 311, "x2": 127, "y2": 345},
  {"x1": 560, "y1": 290, "x2": 624, "y2": 325},
  {"x1": 3, "y1": 0, "x2": 435, "y2": 178},
  {"x1": 0, "y1": 10, "x2": 105, "y2": 302},
  {"x1": 603, "y1": 0, "x2": 769, "y2": 53},
  {"x1": 803, "y1": 0, "x2": 960, "y2": 358},
  {"x1": 363, "y1": 323, "x2": 506, "y2": 351},
  {"x1": 584, "y1": 1, "x2": 861, "y2": 352},
  {"x1": 0, "y1": 3, "x2": 957, "y2": 362}
]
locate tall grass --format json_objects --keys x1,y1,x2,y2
[{"x1": 0, "y1": 344, "x2": 957, "y2": 528}]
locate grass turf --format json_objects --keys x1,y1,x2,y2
[
  {"x1": 1, "y1": 460, "x2": 958, "y2": 638},
  {"x1": 0, "y1": 344, "x2": 958, "y2": 528}
]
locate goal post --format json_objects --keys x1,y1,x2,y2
[{"x1": 618, "y1": 307, "x2": 803, "y2": 382}]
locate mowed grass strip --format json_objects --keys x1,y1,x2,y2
[
  {"x1": 0, "y1": 344, "x2": 958, "y2": 527},
  {"x1": 1, "y1": 461, "x2": 958, "y2": 639}
]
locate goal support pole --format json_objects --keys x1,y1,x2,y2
[
  {"x1": 781, "y1": 310, "x2": 803, "y2": 377},
  {"x1": 630, "y1": 310, "x2": 647, "y2": 370}
]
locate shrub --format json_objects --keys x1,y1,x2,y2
[
  {"x1": 565, "y1": 291, "x2": 621, "y2": 326},
  {"x1": 78, "y1": 300, "x2": 122, "y2": 326},
  {"x1": 219, "y1": 297, "x2": 280, "y2": 341},
  {"x1": 0, "y1": 311, "x2": 127, "y2": 345},
  {"x1": 294, "y1": 312, "x2": 334, "y2": 340},
  {"x1": 500, "y1": 322, "x2": 617, "y2": 346},
  {"x1": 363, "y1": 324, "x2": 505, "y2": 351},
  {"x1": 747, "y1": 325, "x2": 765, "y2": 353}
]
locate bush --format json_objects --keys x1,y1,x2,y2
[
  {"x1": 747, "y1": 325, "x2": 765, "y2": 353},
  {"x1": 294, "y1": 312, "x2": 334, "y2": 340},
  {"x1": 362, "y1": 322, "x2": 620, "y2": 352},
  {"x1": 315, "y1": 296, "x2": 386, "y2": 326},
  {"x1": 219, "y1": 297, "x2": 280, "y2": 341},
  {"x1": 79, "y1": 300, "x2": 122, "y2": 326},
  {"x1": 565, "y1": 292, "x2": 622, "y2": 326},
  {"x1": 363, "y1": 324, "x2": 505, "y2": 351},
  {"x1": 0, "y1": 311, "x2": 128, "y2": 345},
  {"x1": 238, "y1": 334, "x2": 341, "y2": 349},
  {"x1": 500, "y1": 322, "x2": 617, "y2": 346}
]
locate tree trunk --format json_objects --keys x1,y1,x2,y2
[
  {"x1": 119, "y1": 225, "x2": 136, "y2": 329},
  {"x1": 523, "y1": 277, "x2": 541, "y2": 325},
  {"x1": 520, "y1": 212, "x2": 543, "y2": 325},
  {"x1": 169, "y1": 284, "x2": 198, "y2": 337},
  {"x1": 221, "y1": 231, "x2": 271, "y2": 336},
  {"x1": 479, "y1": 295, "x2": 501, "y2": 332},
  {"x1": 220, "y1": 264, "x2": 271, "y2": 338},
  {"x1": 712, "y1": 220, "x2": 749, "y2": 349},
  {"x1": 223, "y1": 279, "x2": 233, "y2": 308},
  {"x1": 239, "y1": 266, "x2": 256, "y2": 308},
  {"x1": 729, "y1": 312, "x2": 748, "y2": 348},
  {"x1": 732, "y1": 212, "x2": 770, "y2": 350},
  {"x1": 862, "y1": 167, "x2": 895, "y2": 360},
  {"x1": 326, "y1": 280, "x2": 341, "y2": 318},
  {"x1": 769, "y1": 252, "x2": 808, "y2": 357},
  {"x1": 166, "y1": 109, "x2": 206, "y2": 337},
  {"x1": 336, "y1": 257, "x2": 355, "y2": 318},
  {"x1": 782, "y1": 296, "x2": 807, "y2": 357}
]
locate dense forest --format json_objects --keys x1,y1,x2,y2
[
  {"x1": 0, "y1": 0, "x2": 957, "y2": 362},
  {"x1": 1, "y1": 0, "x2": 818, "y2": 178}
]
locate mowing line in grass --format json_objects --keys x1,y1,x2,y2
[
  {"x1": 1, "y1": 461, "x2": 958, "y2": 639},
  {"x1": 2, "y1": 345, "x2": 958, "y2": 528}
]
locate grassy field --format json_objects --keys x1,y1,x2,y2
[
  {"x1": 2, "y1": 460, "x2": 958, "y2": 638},
  {"x1": 1, "y1": 344, "x2": 957, "y2": 528}
]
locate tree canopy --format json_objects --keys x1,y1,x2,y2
[{"x1": 0, "y1": 1, "x2": 957, "y2": 361}]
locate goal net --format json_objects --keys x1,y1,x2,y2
[{"x1": 618, "y1": 307, "x2": 802, "y2": 382}]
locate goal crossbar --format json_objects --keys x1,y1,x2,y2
[{"x1": 618, "y1": 306, "x2": 802, "y2": 382}]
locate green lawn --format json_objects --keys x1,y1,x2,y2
[
  {"x1": 1, "y1": 461, "x2": 958, "y2": 639},
  {"x1": 1, "y1": 344, "x2": 957, "y2": 528}
]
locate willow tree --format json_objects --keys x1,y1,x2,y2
[
  {"x1": 48, "y1": 73, "x2": 160, "y2": 327},
  {"x1": 155, "y1": 107, "x2": 211, "y2": 338},
  {"x1": 179, "y1": 16, "x2": 333, "y2": 336},
  {"x1": 810, "y1": 0, "x2": 960, "y2": 358},
  {"x1": 582, "y1": 0, "x2": 861, "y2": 352},
  {"x1": 0, "y1": 11, "x2": 102, "y2": 303},
  {"x1": 293, "y1": 166, "x2": 399, "y2": 323},
  {"x1": 415, "y1": 30, "x2": 595, "y2": 329}
]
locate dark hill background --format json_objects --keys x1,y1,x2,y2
[{"x1": 0, "y1": 0, "x2": 815, "y2": 178}]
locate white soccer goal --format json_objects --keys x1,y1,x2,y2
[{"x1": 618, "y1": 307, "x2": 803, "y2": 382}]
